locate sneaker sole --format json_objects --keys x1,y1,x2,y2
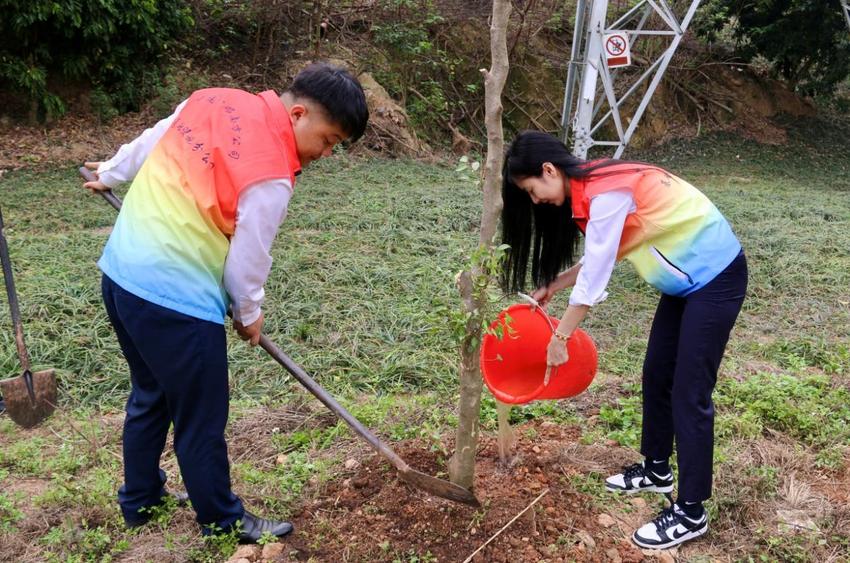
[
  {"x1": 605, "y1": 483, "x2": 674, "y2": 494},
  {"x1": 632, "y1": 524, "x2": 708, "y2": 550}
]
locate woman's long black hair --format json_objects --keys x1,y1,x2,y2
[{"x1": 501, "y1": 130, "x2": 626, "y2": 293}]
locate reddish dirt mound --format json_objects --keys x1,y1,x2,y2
[{"x1": 285, "y1": 422, "x2": 645, "y2": 562}]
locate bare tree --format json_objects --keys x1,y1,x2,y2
[{"x1": 448, "y1": 0, "x2": 512, "y2": 490}]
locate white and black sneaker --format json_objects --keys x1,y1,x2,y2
[
  {"x1": 605, "y1": 462, "x2": 674, "y2": 494},
  {"x1": 632, "y1": 504, "x2": 708, "y2": 549}
]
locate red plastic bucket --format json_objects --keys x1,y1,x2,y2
[{"x1": 480, "y1": 304, "x2": 598, "y2": 405}]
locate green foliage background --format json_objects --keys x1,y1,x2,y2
[
  {"x1": 0, "y1": 0, "x2": 193, "y2": 120},
  {"x1": 2, "y1": 0, "x2": 849, "y2": 126},
  {"x1": 694, "y1": 0, "x2": 850, "y2": 96}
]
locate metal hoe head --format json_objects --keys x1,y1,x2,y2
[
  {"x1": 0, "y1": 369, "x2": 57, "y2": 428},
  {"x1": 397, "y1": 466, "x2": 481, "y2": 507},
  {"x1": 0, "y1": 205, "x2": 57, "y2": 428}
]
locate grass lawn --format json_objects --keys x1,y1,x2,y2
[{"x1": 0, "y1": 116, "x2": 848, "y2": 562}]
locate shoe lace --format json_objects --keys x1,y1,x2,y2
[
  {"x1": 651, "y1": 506, "x2": 682, "y2": 531},
  {"x1": 622, "y1": 463, "x2": 645, "y2": 481}
]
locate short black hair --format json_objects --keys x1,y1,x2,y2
[{"x1": 287, "y1": 62, "x2": 369, "y2": 142}]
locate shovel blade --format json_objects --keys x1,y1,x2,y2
[
  {"x1": 397, "y1": 467, "x2": 480, "y2": 507},
  {"x1": 0, "y1": 369, "x2": 56, "y2": 428}
]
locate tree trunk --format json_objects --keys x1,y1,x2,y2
[{"x1": 448, "y1": 0, "x2": 512, "y2": 490}]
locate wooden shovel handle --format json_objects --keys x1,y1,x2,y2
[
  {"x1": 256, "y1": 333, "x2": 410, "y2": 471},
  {"x1": 0, "y1": 206, "x2": 31, "y2": 372}
]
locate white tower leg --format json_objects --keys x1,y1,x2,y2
[{"x1": 562, "y1": 0, "x2": 703, "y2": 159}]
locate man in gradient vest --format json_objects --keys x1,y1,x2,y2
[{"x1": 82, "y1": 63, "x2": 368, "y2": 542}]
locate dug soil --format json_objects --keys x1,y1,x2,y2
[{"x1": 284, "y1": 421, "x2": 653, "y2": 562}]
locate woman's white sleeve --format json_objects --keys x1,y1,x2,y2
[
  {"x1": 568, "y1": 190, "x2": 634, "y2": 306},
  {"x1": 96, "y1": 99, "x2": 188, "y2": 188}
]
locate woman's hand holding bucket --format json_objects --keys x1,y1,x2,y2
[
  {"x1": 531, "y1": 285, "x2": 555, "y2": 310},
  {"x1": 545, "y1": 336, "x2": 569, "y2": 385},
  {"x1": 530, "y1": 262, "x2": 584, "y2": 310}
]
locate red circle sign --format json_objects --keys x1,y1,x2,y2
[{"x1": 606, "y1": 34, "x2": 627, "y2": 56}]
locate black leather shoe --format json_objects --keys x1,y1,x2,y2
[
  {"x1": 124, "y1": 489, "x2": 190, "y2": 528},
  {"x1": 237, "y1": 510, "x2": 294, "y2": 543}
]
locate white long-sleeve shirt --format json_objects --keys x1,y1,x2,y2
[
  {"x1": 96, "y1": 102, "x2": 291, "y2": 326},
  {"x1": 568, "y1": 189, "x2": 635, "y2": 307}
]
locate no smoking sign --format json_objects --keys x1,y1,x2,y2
[{"x1": 604, "y1": 32, "x2": 631, "y2": 68}]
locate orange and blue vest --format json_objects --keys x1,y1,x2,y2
[
  {"x1": 570, "y1": 162, "x2": 741, "y2": 297},
  {"x1": 98, "y1": 88, "x2": 301, "y2": 323}
]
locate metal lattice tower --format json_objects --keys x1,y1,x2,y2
[
  {"x1": 561, "y1": 0, "x2": 702, "y2": 159},
  {"x1": 842, "y1": 0, "x2": 850, "y2": 33}
]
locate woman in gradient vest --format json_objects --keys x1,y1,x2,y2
[{"x1": 500, "y1": 131, "x2": 748, "y2": 551}]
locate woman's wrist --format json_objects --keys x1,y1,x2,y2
[{"x1": 553, "y1": 329, "x2": 571, "y2": 342}]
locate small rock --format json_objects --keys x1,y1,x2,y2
[
  {"x1": 524, "y1": 546, "x2": 540, "y2": 558},
  {"x1": 597, "y1": 513, "x2": 616, "y2": 528},
  {"x1": 545, "y1": 506, "x2": 556, "y2": 514},
  {"x1": 777, "y1": 509, "x2": 819, "y2": 532},
  {"x1": 554, "y1": 519, "x2": 569, "y2": 531},
  {"x1": 275, "y1": 454, "x2": 287, "y2": 465},
  {"x1": 521, "y1": 536, "x2": 529, "y2": 542},
  {"x1": 508, "y1": 537, "x2": 522, "y2": 548},
  {"x1": 344, "y1": 458, "x2": 360, "y2": 470},
  {"x1": 261, "y1": 542, "x2": 285, "y2": 560},
  {"x1": 605, "y1": 547, "x2": 622, "y2": 563},
  {"x1": 470, "y1": 527, "x2": 477, "y2": 535},
  {"x1": 630, "y1": 497, "x2": 647, "y2": 509},
  {"x1": 532, "y1": 445, "x2": 541, "y2": 453},
  {"x1": 641, "y1": 548, "x2": 676, "y2": 563},
  {"x1": 342, "y1": 478, "x2": 352, "y2": 488},
  {"x1": 231, "y1": 545, "x2": 261, "y2": 561},
  {"x1": 576, "y1": 530, "x2": 596, "y2": 551},
  {"x1": 228, "y1": 559, "x2": 250, "y2": 563},
  {"x1": 604, "y1": 439, "x2": 619, "y2": 447}
]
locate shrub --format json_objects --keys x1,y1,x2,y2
[{"x1": 0, "y1": 0, "x2": 193, "y2": 121}]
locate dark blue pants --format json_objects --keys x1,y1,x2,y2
[
  {"x1": 640, "y1": 252, "x2": 748, "y2": 503},
  {"x1": 101, "y1": 274, "x2": 243, "y2": 530}
]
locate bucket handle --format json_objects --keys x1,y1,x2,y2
[{"x1": 517, "y1": 292, "x2": 560, "y2": 386}]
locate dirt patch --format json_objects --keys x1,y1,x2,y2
[
  {"x1": 283, "y1": 421, "x2": 646, "y2": 562},
  {"x1": 227, "y1": 401, "x2": 338, "y2": 466},
  {"x1": 114, "y1": 511, "x2": 203, "y2": 563},
  {"x1": 4, "y1": 477, "x2": 51, "y2": 501},
  {"x1": 0, "y1": 113, "x2": 153, "y2": 171}
]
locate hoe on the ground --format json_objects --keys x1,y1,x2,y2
[
  {"x1": 0, "y1": 207, "x2": 57, "y2": 428},
  {"x1": 79, "y1": 167, "x2": 480, "y2": 508}
]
